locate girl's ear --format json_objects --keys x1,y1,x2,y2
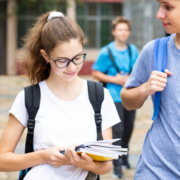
[{"x1": 40, "y1": 49, "x2": 50, "y2": 63}]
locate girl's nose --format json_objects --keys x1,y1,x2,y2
[
  {"x1": 156, "y1": 7, "x2": 166, "y2": 20},
  {"x1": 67, "y1": 61, "x2": 76, "y2": 71}
]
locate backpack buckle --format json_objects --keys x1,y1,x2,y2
[
  {"x1": 27, "y1": 119, "x2": 35, "y2": 134},
  {"x1": 94, "y1": 113, "x2": 102, "y2": 125}
]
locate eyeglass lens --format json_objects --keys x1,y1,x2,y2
[{"x1": 55, "y1": 54, "x2": 86, "y2": 68}]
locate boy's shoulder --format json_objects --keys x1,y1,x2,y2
[
  {"x1": 138, "y1": 39, "x2": 156, "y2": 56},
  {"x1": 128, "y1": 43, "x2": 138, "y2": 51},
  {"x1": 104, "y1": 41, "x2": 115, "y2": 50},
  {"x1": 129, "y1": 41, "x2": 155, "y2": 53},
  {"x1": 99, "y1": 42, "x2": 114, "y2": 56},
  {"x1": 144, "y1": 39, "x2": 156, "y2": 50}
]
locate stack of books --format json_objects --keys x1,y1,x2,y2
[{"x1": 60, "y1": 139, "x2": 128, "y2": 162}]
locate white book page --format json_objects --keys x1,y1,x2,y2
[
  {"x1": 89, "y1": 146, "x2": 128, "y2": 152},
  {"x1": 84, "y1": 138, "x2": 120, "y2": 145},
  {"x1": 84, "y1": 147, "x2": 127, "y2": 156}
]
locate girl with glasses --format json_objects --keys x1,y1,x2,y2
[{"x1": 0, "y1": 11, "x2": 120, "y2": 180}]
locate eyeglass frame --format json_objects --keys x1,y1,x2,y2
[{"x1": 47, "y1": 49, "x2": 87, "y2": 69}]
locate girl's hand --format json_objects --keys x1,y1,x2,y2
[
  {"x1": 42, "y1": 146, "x2": 71, "y2": 167},
  {"x1": 65, "y1": 144, "x2": 94, "y2": 170},
  {"x1": 144, "y1": 69, "x2": 172, "y2": 96}
]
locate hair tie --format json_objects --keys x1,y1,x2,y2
[{"x1": 47, "y1": 11, "x2": 64, "y2": 21}]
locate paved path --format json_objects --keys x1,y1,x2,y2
[{"x1": 0, "y1": 75, "x2": 153, "y2": 180}]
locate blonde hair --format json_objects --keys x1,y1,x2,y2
[
  {"x1": 21, "y1": 12, "x2": 86, "y2": 85},
  {"x1": 112, "y1": 16, "x2": 131, "y2": 30}
]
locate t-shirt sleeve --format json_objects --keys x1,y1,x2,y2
[
  {"x1": 101, "y1": 89, "x2": 120, "y2": 131},
  {"x1": 9, "y1": 90, "x2": 28, "y2": 127},
  {"x1": 92, "y1": 47, "x2": 112, "y2": 73},
  {"x1": 125, "y1": 40, "x2": 155, "y2": 89}
]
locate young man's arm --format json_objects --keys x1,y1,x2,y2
[
  {"x1": 92, "y1": 70, "x2": 128, "y2": 86},
  {"x1": 121, "y1": 83, "x2": 149, "y2": 110},
  {"x1": 121, "y1": 70, "x2": 172, "y2": 110}
]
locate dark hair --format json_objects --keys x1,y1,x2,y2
[
  {"x1": 112, "y1": 16, "x2": 131, "y2": 30},
  {"x1": 21, "y1": 11, "x2": 87, "y2": 85}
]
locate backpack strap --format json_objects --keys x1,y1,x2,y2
[
  {"x1": 127, "y1": 44, "x2": 132, "y2": 73},
  {"x1": 18, "y1": 84, "x2": 41, "y2": 180},
  {"x1": 87, "y1": 80, "x2": 104, "y2": 141},
  {"x1": 107, "y1": 45, "x2": 132, "y2": 74},
  {"x1": 106, "y1": 46, "x2": 120, "y2": 73},
  {"x1": 152, "y1": 36, "x2": 170, "y2": 121},
  {"x1": 25, "y1": 84, "x2": 41, "y2": 154},
  {"x1": 127, "y1": 44, "x2": 132, "y2": 58}
]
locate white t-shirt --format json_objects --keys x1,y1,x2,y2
[{"x1": 9, "y1": 80, "x2": 120, "y2": 180}]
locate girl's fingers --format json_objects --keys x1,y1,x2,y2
[
  {"x1": 55, "y1": 153, "x2": 68, "y2": 161},
  {"x1": 81, "y1": 152, "x2": 93, "y2": 162},
  {"x1": 65, "y1": 144, "x2": 77, "y2": 162},
  {"x1": 55, "y1": 146, "x2": 66, "y2": 151}
]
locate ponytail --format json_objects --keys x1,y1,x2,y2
[
  {"x1": 21, "y1": 11, "x2": 86, "y2": 85},
  {"x1": 21, "y1": 12, "x2": 50, "y2": 84}
]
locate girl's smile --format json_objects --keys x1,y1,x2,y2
[{"x1": 64, "y1": 71, "x2": 76, "y2": 76}]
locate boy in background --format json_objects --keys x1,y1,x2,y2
[{"x1": 92, "y1": 16, "x2": 139, "y2": 179}]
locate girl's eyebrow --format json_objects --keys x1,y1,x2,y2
[{"x1": 55, "y1": 50, "x2": 84, "y2": 59}]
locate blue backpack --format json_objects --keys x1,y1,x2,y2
[{"x1": 152, "y1": 36, "x2": 170, "y2": 121}]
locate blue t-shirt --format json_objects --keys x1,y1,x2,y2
[
  {"x1": 125, "y1": 34, "x2": 180, "y2": 180},
  {"x1": 92, "y1": 41, "x2": 139, "y2": 103}
]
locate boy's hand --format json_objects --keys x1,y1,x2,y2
[
  {"x1": 144, "y1": 69, "x2": 172, "y2": 96},
  {"x1": 113, "y1": 74, "x2": 129, "y2": 86}
]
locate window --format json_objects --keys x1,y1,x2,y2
[
  {"x1": 17, "y1": 1, "x2": 66, "y2": 48},
  {"x1": 76, "y1": 2, "x2": 122, "y2": 48}
]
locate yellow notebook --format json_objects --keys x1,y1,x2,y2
[
  {"x1": 77, "y1": 151, "x2": 117, "y2": 162},
  {"x1": 60, "y1": 139, "x2": 128, "y2": 162}
]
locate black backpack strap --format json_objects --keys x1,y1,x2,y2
[
  {"x1": 87, "y1": 81, "x2": 104, "y2": 141},
  {"x1": 127, "y1": 44, "x2": 132, "y2": 73},
  {"x1": 107, "y1": 45, "x2": 132, "y2": 74},
  {"x1": 107, "y1": 46, "x2": 120, "y2": 73},
  {"x1": 19, "y1": 84, "x2": 41, "y2": 179},
  {"x1": 25, "y1": 84, "x2": 41, "y2": 154},
  {"x1": 127, "y1": 44, "x2": 132, "y2": 58}
]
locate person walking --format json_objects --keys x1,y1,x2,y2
[
  {"x1": 92, "y1": 16, "x2": 139, "y2": 179},
  {"x1": 0, "y1": 11, "x2": 120, "y2": 180},
  {"x1": 121, "y1": 0, "x2": 180, "y2": 179}
]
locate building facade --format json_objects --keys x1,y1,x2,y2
[
  {"x1": 0, "y1": 1, "x2": 7, "y2": 75},
  {"x1": 0, "y1": 0, "x2": 165, "y2": 75},
  {"x1": 0, "y1": 0, "x2": 123, "y2": 75},
  {"x1": 123, "y1": 0, "x2": 165, "y2": 50}
]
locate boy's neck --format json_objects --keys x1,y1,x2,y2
[
  {"x1": 175, "y1": 33, "x2": 180, "y2": 50},
  {"x1": 114, "y1": 39, "x2": 127, "y2": 51}
]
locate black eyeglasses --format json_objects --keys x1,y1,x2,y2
[{"x1": 48, "y1": 50, "x2": 87, "y2": 68}]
